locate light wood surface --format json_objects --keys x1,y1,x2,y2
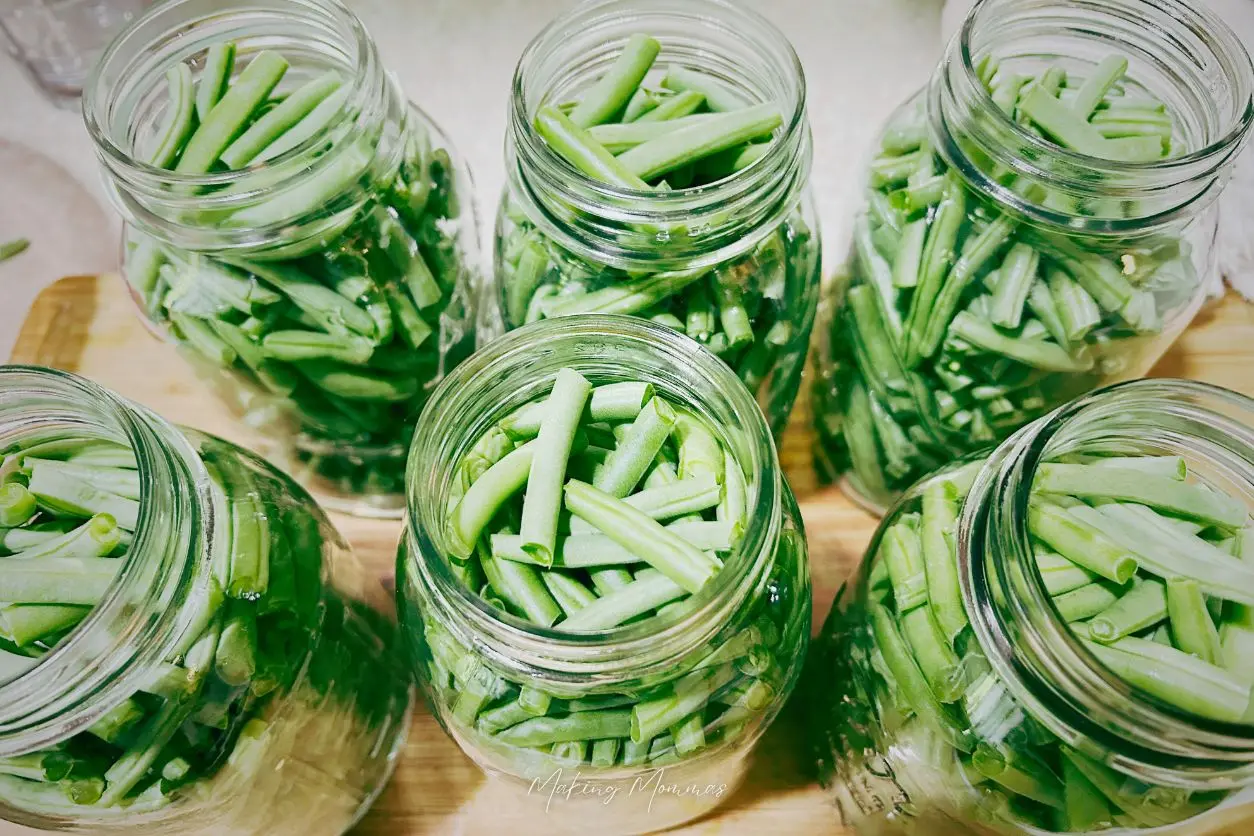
[{"x1": 8, "y1": 274, "x2": 1254, "y2": 835}]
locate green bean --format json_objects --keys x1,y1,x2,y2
[
  {"x1": 593, "y1": 397, "x2": 676, "y2": 498},
  {"x1": 1166, "y1": 577, "x2": 1222, "y2": 664},
  {"x1": 449, "y1": 442, "x2": 535, "y2": 558},
  {"x1": 221, "y1": 70, "x2": 342, "y2": 168},
  {"x1": 661, "y1": 66, "x2": 751, "y2": 112},
  {"x1": 1028, "y1": 499, "x2": 1138, "y2": 584},
  {"x1": 564, "y1": 480, "x2": 719, "y2": 594},
  {"x1": 520, "y1": 369, "x2": 592, "y2": 565},
  {"x1": 178, "y1": 51, "x2": 288, "y2": 174},
  {"x1": 921, "y1": 479, "x2": 966, "y2": 642},
  {"x1": 616, "y1": 104, "x2": 781, "y2": 182},
  {"x1": 569, "y1": 34, "x2": 661, "y2": 128},
  {"x1": 195, "y1": 42, "x2": 235, "y2": 122},
  {"x1": 150, "y1": 64, "x2": 196, "y2": 168},
  {"x1": 882, "y1": 519, "x2": 928, "y2": 613},
  {"x1": 0, "y1": 238, "x2": 30, "y2": 262},
  {"x1": 1088, "y1": 578, "x2": 1167, "y2": 643},
  {"x1": 635, "y1": 89, "x2": 706, "y2": 123},
  {"x1": 535, "y1": 106, "x2": 651, "y2": 189},
  {"x1": 1085, "y1": 637, "x2": 1251, "y2": 723},
  {"x1": 1035, "y1": 463, "x2": 1247, "y2": 529}
]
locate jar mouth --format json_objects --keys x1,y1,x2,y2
[
  {"x1": 404, "y1": 316, "x2": 782, "y2": 673},
  {"x1": 506, "y1": 0, "x2": 812, "y2": 270},
  {"x1": 936, "y1": 0, "x2": 1254, "y2": 229},
  {"x1": 81, "y1": 0, "x2": 401, "y2": 253},
  {"x1": 961, "y1": 379, "x2": 1254, "y2": 781},
  {"x1": 0, "y1": 367, "x2": 208, "y2": 755}
]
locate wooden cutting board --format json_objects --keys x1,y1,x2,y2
[{"x1": 8, "y1": 274, "x2": 1254, "y2": 836}]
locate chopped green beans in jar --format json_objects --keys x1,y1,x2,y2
[
  {"x1": 399, "y1": 317, "x2": 810, "y2": 834},
  {"x1": 85, "y1": 0, "x2": 479, "y2": 518},
  {"x1": 0, "y1": 366, "x2": 410, "y2": 834},
  {"x1": 809, "y1": 378, "x2": 1254, "y2": 835},
  {"x1": 813, "y1": 27, "x2": 1253, "y2": 509},
  {"x1": 493, "y1": 0, "x2": 821, "y2": 434}
]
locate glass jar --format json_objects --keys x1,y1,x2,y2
[
  {"x1": 0, "y1": 366, "x2": 412, "y2": 833},
  {"x1": 398, "y1": 316, "x2": 810, "y2": 834},
  {"x1": 812, "y1": 0, "x2": 1254, "y2": 511},
  {"x1": 82, "y1": 0, "x2": 480, "y2": 518},
  {"x1": 488, "y1": 0, "x2": 821, "y2": 436},
  {"x1": 808, "y1": 378, "x2": 1254, "y2": 835}
]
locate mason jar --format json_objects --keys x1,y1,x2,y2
[
  {"x1": 0, "y1": 366, "x2": 412, "y2": 833},
  {"x1": 397, "y1": 317, "x2": 811, "y2": 834},
  {"x1": 489, "y1": 0, "x2": 822, "y2": 436},
  {"x1": 82, "y1": 0, "x2": 480, "y2": 518},
  {"x1": 808, "y1": 378, "x2": 1254, "y2": 835},
  {"x1": 812, "y1": 0, "x2": 1254, "y2": 511}
]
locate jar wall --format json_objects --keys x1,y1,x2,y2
[
  {"x1": 807, "y1": 380, "x2": 1254, "y2": 835},
  {"x1": 811, "y1": 0, "x2": 1254, "y2": 510},
  {"x1": 398, "y1": 485, "x2": 808, "y2": 834},
  {"x1": 84, "y1": 0, "x2": 481, "y2": 518},
  {"x1": 494, "y1": 190, "x2": 821, "y2": 437},
  {"x1": 0, "y1": 370, "x2": 411, "y2": 834}
]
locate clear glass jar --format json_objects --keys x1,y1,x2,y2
[
  {"x1": 808, "y1": 379, "x2": 1254, "y2": 835},
  {"x1": 488, "y1": 0, "x2": 821, "y2": 436},
  {"x1": 398, "y1": 316, "x2": 811, "y2": 834},
  {"x1": 0, "y1": 0, "x2": 150, "y2": 106},
  {"x1": 0, "y1": 366, "x2": 412, "y2": 833},
  {"x1": 812, "y1": 0, "x2": 1254, "y2": 511},
  {"x1": 82, "y1": 0, "x2": 480, "y2": 518}
]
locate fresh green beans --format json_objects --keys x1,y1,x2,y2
[
  {"x1": 122, "y1": 38, "x2": 474, "y2": 507},
  {"x1": 0, "y1": 238, "x2": 29, "y2": 263},
  {"x1": 813, "y1": 53, "x2": 1199, "y2": 506},
  {"x1": 809, "y1": 445, "x2": 1254, "y2": 833},
  {"x1": 409, "y1": 366, "x2": 804, "y2": 777},
  {"x1": 0, "y1": 424, "x2": 410, "y2": 821},
  {"x1": 497, "y1": 33, "x2": 820, "y2": 435}
]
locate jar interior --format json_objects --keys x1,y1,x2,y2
[
  {"x1": 519, "y1": 0, "x2": 801, "y2": 131},
  {"x1": 970, "y1": 380, "x2": 1254, "y2": 779},
  {"x1": 963, "y1": 0, "x2": 1251, "y2": 160},
  {"x1": 0, "y1": 368, "x2": 200, "y2": 756},
  {"x1": 89, "y1": 0, "x2": 366, "y2": 169},
  {"x1": 409, "y1": 317, "x2": 777, "y2": 644}
]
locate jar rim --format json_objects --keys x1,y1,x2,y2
[
  {"x1": 959, "y1": 0, "x2": 1254, "y2": 175},
  {"x1": 403, "y1": 316, "x2": 783, "y2": 677},
  {"x1": 505, "y1": 0, "x2": 813, "y2": 270},
  {"x1": 960, "y1": 378, "x2": 1254, "y2": 780},
  {"x1": 0, "y1": 367, "x2": 209, "y2": 756},
  {"x1": 83, "y1": 0, "x2": 372, "y2": 186},
  {"x1": 80, "y1": 0, "x2": 406, "y2": 255},
  {"x1": 935, "y1": 0, "x2": 1254, "y2": 230}
]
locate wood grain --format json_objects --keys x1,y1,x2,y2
[{"x1": 8, "y1": 275, "x2": 1254, "y2": 836}]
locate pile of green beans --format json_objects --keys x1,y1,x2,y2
[
  {"x1": 497, "y1": 33, "x2": 819, "y2": 433},
  {"x1": 811, "y1": 452, "x2": 1254, "y2": 832},
  {"x1": 126, "y1": 40, "x2": 471, "y2": 501},
  {"x1": 814, "y1": 54, "x2": 1198, "y2": 506},
  {"x1": 414, "y1": 368, "x2": 799, "y2": 770},
  {"x1": 0, "y1": 430, "x2": 405, "y2": 820}
]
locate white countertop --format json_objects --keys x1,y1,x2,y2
[{"x1": 0, "y1": 0, "x2": 946, "y2": 358}]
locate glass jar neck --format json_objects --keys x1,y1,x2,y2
[
  {"x1": 506, "y1": 0, "x2": 812, "y2": 272},
  {"x1": 405, "y1": 316, "x2": 782, "y2": 688},
  {"x1": 931, "y1": 0, "x2": 1254, "y2": 233},
  {"x1": 82, "y1": 0, "x2": 406, "y2": 256},
  {"x1": 0, "y1": 368, "x2": 210, "y2": 757},
  {"x1": 959, "y1": 379, "x2": 1254, "y2": 786}
]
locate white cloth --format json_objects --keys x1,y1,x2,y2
[{"x1": 942, "y1": 0, "x2": 1254, "y2": 300}]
